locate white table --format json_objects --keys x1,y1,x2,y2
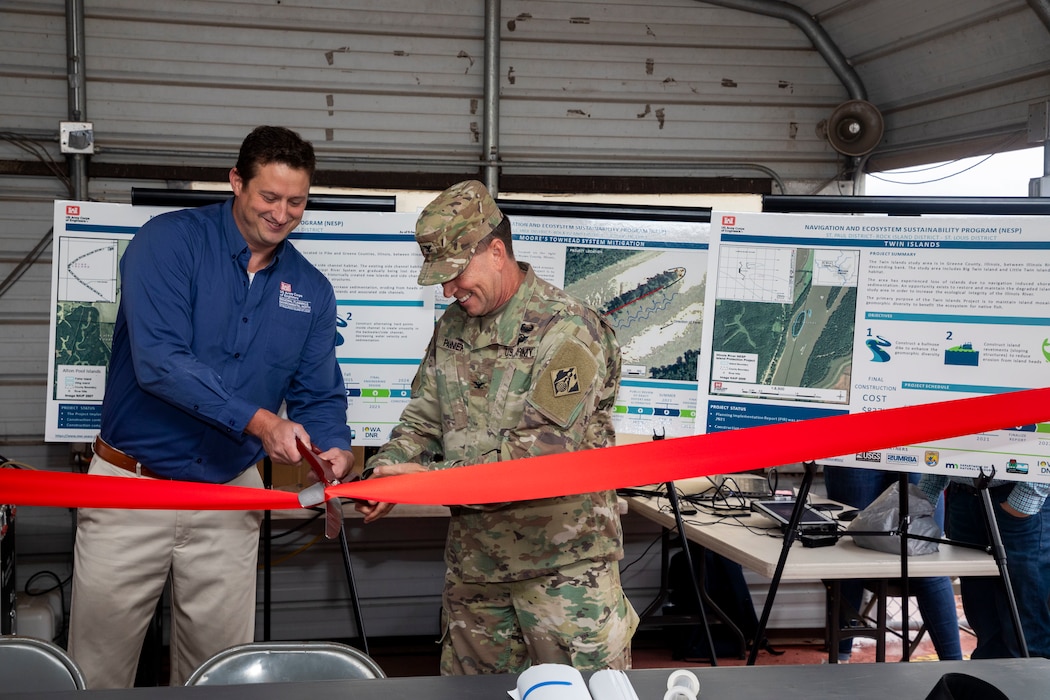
[
  {"x1": 627, "y1": 492, "x2": 997, "y2": 581},
  {"x1": 627, "y1": 488, "x2": 999, "y2": 663}
]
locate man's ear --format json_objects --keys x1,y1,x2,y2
[
  {"x1": 229, "y1": 167, "x2": 243, "y2": 195},
  {"x1": 488, "y1": 237, "x2": 508, "y2": 269}
]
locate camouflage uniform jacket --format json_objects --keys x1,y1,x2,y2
[{"x1": 367, "y1": 263, "x2": 624, "y2": 583}]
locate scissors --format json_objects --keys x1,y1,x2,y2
[{"x1": 295, "y1": 436, "x2": 345, "y2": 539}]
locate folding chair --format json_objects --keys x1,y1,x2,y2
[
  {"x1": 184, "y1": 640, "x2": 385, "y2": 686},
  {"x1": 0, "y1": 635, "x2": 87, "y2": 691}
]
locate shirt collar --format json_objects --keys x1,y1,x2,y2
[
  {"x1": 221, "y1": 197, "x2": 287, "y2": 271},
  {"x1": 470, "y1": 262, "x2": 535, "y2": 347}
]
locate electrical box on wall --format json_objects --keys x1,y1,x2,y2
[
  {"x1": 1028, "y1": 101, "x2": 1049, "y2": 144},
  {"x1": 1030, "y1": 176, "x2": 1050, "y2": 197},
  {"x1": 60, "y1": 121, "x2": 94, "y2": 154}
]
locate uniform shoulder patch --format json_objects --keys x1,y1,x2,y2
[
  {"x1": 551, "y1": 366, "x2": 580, "y2": 397},
  {"x1": 528, "y1": 336, "x2": 597, "y2": 428}
]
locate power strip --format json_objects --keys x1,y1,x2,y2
[{"x1": 712, "y1": 473, "x2": 771, "y2": 498}]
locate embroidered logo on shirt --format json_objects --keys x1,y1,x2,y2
[
  {"x1": 278, "y1": 282, "x2": 312, "y2": 313},
  {"x1": 551, "y1": 366, "x2": 580, "y2": 397},
  {"x1": 517, "y1": 322, "x2": 536, "y2": 345}
]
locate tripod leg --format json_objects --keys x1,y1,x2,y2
[
  {"x1": 638, "y1": 528, "x2": 672, "y2": 620},
  {"x1": 748, "y1": 462, "x2": 817, "y2": 665},
  {"x1": 262, "y1": 458, "x2": 273, "y2": 641},
  {"x1": 897, "y1": 472, "x2": 912, "y2": 661},
  {"x1": 338, "y1": 522, "x2": 370, "y2": 656},
  {"x1": 666, "y1": 482, "x2": 720, "y2": 666}
]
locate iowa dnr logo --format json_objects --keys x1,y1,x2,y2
[
  {"x1": 721, "y1": 215, "x2": 736, "y2": 226},
  {"x1": 66, "y1": 205, "x2": 80, "y2": 216}
]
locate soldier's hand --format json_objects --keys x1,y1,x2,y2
[{"x1": 353, "y1": 462, "x2": 427, "y2": 523}]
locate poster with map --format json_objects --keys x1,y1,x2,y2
[
  {"x1": 512, "y1": 215, "x2": 709, "y2": 438},
  {"x1": 47, "y1": 201, "x2": 710, "y2": 443},
  {"x1": 45, "y1": 201, "x2": 425, "y2": 444},
  {"x1": 697, "y1": 211, "x2": 1050, "y2": 484}
]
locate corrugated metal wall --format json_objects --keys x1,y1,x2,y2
[{"x1": 2, "y1": 0, "x2": 850, "y2": 186}]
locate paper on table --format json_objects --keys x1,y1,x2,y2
[
  {"x1": 507, "y1": 664, "x2": 593, "y2": 700},
  {"x1": 588, "y1": 669, "x2": 640, "y2": 700}
]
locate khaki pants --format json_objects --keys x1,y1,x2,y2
[
  {"x1": 440, "y1": 558, "x2": 638, "y2": 675},
  {"x1": 68, "y1": 456, "x2": 263, "y2": 688}
]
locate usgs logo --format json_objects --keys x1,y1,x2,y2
[
  {"x1": 887, "y1": 454, "x2": 918, "y2": 464},
  {"x1": 855, "y1": 451, "x2": 882, "y2": 463}
]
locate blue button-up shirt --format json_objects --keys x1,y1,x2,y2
[
  {"x1": 919, "y1": 473, "x2": 1050, "y2": 515},
  {"x1": 100, "y1": 199, "x2": 350, "y2": 482}
]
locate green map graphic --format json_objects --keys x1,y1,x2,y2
[
  {"x1": 564, "y1": 247, "x2": 706, "y2": 381},
  {"x1": 711, "y1": 247, "x2": 857, "y2": 402},
  {"x1": 52, "y1": 237, "x2": 126, "y2": 399}
]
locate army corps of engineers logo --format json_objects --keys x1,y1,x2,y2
[
  {"x1": 552, "y1": 366, "x2": 580, "y2": 397},
  {"x1": 925, "y1": 451, "x2": 939, "y2": 467}
]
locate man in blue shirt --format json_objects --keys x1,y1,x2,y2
[
  {"x1": 919, "y1": 472, "x2": 1050, "y2": 658},
  {"x1": 67, "y1": 126, "x2": 353, "y2": 688}
]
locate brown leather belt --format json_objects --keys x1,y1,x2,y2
[{"x1": 93, "y1": 435, "x2": 166, "y2": 479}]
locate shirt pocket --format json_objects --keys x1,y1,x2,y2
[
  {"x1": 435, "y1": 349, "x2": 469, "y2": 432},
  {"x1": 264, "y1": 306, "x2": 313, "y2": 370}
]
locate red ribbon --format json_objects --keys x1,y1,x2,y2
[{"x1": 4, "y1": 387, "x2": 1049, "y2": 510}]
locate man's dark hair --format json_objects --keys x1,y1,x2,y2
[
  {"x1": 477, "y1": 215, "x2": 514, "y2": 259},
  {"x1": 235, "y1": 126, "x2": 316, "y2": 184}
]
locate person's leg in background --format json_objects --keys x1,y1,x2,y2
[
  {"x1": 823, "y1": 467, "x2": 960, "y2": 661},
  {"x1": 994, "y1": 495, "x2": 1050, "y2": 657},
  {"x1": 948, "y1": 482, "x2": 1050, "y2": 658},
  {"x1": 909, "y1": 575, "x2": 962, "y2": 659},
  {"x1": 823, "y1": 466, "x2": 887, "y2": 661},
  {"x1": 904, "y1": 472, "x2": 962, "y2": 660}
]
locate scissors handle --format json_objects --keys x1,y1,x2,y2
[{"x1": 295, "y1": 435, "x2": 339, "y2": 485}]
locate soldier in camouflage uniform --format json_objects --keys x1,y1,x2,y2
[{"x1": 356, "y1": 180, "x2": 638, "y2": 675}]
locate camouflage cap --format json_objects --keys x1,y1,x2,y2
[{"x1": 415, "y1": 180, "x2": 504, "y2": 286}]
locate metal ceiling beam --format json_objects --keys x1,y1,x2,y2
[
  {"x1": 483, "y1": 0, "x2": 501, "y2": 196},
  {"x1": 696, "y1": 0, "x2": 867, "y2": 101},
  {"x1": 1028, "y1": 0, "x2": 1050, "y2": 34},
  {"x1": 65, "y1": 0, "x2": 87, "y2": 200}
]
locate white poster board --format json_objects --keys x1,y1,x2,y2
[
  {"x1": 696, "y1": 211, "x2": 1050, "y2": 483},
  {"x1": 46, "y1": 201, "x2": 424, "y2": 445},
  {"x1": 46, "y1": 201, "x2": 709, "y2": 445}
]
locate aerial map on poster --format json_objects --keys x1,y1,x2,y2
[
  {"x1": 512, "y1": 215, "x2": 709, "y2": 438},
  {"x1": 47, "y1": 201, "x2": 709, "y2": 445},
  {"x1": 697, "y1": 211, "x2": 1050, "y2": 484},
  {"x1": 46, "y1": 201, "x2": 427, "y2": 445}
]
